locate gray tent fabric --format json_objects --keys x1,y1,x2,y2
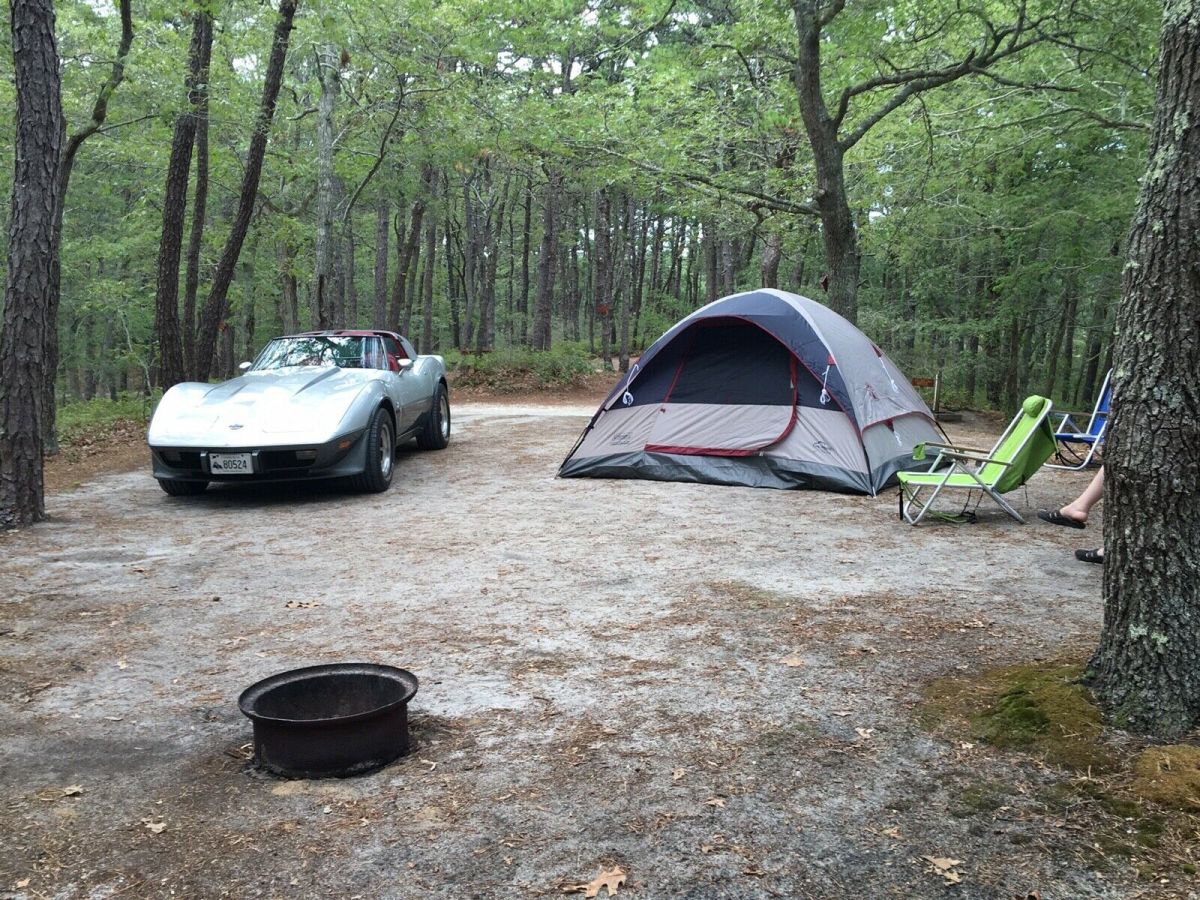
[{"x1": 558, "y1": 289, "x2": 942, "y2": 495}]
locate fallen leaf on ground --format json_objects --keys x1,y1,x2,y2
[
  {"x1": 832, "y1": 710, "x2": 851, "y2": 717},
  {"x1": 561, "y1": 866, "x2": 627, "y2": 897},
  {"x1": 36, "y1": 785, "x2": 83, "y2": 801},
  {"x1": 880, "y1": 826, "x2": 901, "y2": 839},
  {"x1": 672, "y1": 768, "x2": 686, "y2": 782},
  {"x1": 780, "y1": 654, "x2": 806, "y2": 667},
  {"x1": 143, "y1": 820, "x2": 167, "y2": 834},
  {"x1": 922, "y1": 855, "x2": 964, "y2": 884},
  {"x1": 116, "y1": 659, "x2": 128, "y2": 670},
  {"x1": 15, "y1": 878, "x2": 30, "y2": 888},
  {"x1": 855, "y1": 728, "x2": 875, "y2": 739},
  {"x1": 704, "y1": 797, "x2": 726, "y2": 808}
]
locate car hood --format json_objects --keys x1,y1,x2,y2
[{"x1": 148, "y1": 367, "x2": 377, "y2": 448}]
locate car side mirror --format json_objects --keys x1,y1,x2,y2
[
  {"x1": 397, "y1": 358, "x2": 414, "y2": 370},
  {"x1": 238, "y1": 361, "x2": 252, "y2": 371}
]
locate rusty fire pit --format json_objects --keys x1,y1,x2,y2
[{"x1": 238, "y1": 663, "x2": 419, "y2": 778}]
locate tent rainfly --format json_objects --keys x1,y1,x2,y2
[{"x1": 558, "y1": 289, "x2": 942, "y2": 495}]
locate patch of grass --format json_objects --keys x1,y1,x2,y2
[
  {"x1": 1131, "y1": 745, "x2": 1200, "y2": 810},
  {"x1": 922, "y1": 659, "x2": 1200, "y2": 881},
  {"x1": 921, "y1": 659, "x2": 1113, "y2": 772},
  {"x1": 952, "y1": 781, "x2": 1008, "y2": 818},
  {"x1": 445, "y1": 343, "x2": 596, "y2": 391},
  {"x1": 57, "y1": 392, "x2": 158, "y2": 447}
]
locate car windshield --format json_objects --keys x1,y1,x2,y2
[{"x1": 251, "y1": 335, "x2": 387, "y2": 371}]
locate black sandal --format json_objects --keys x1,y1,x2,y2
[
  {"x1": 1075, "y1": 548, "x2": 1103, "y2": 564},
  {"x1": 1039, "y1": 509, "x2": 1086, "y2": 530}
]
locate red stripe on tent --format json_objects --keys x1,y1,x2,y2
[{"x1": 645, "y1": 444, "x2": 763, "y2": 458}]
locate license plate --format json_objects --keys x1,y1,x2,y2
[{"x1": 209, "y1": 452, "x2": 253, "y2": 474}]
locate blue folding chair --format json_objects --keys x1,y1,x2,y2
[{"x1": 1048, "y1": 369, "x2": 1111, "y2": 470}]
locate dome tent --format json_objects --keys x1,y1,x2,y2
[{"x1": 558, "y1": 289, "x2": 942, "y2": 495}]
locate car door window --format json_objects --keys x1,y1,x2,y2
[{"x1": 363, "y1": 336, "x2": 388, "y2": 370}]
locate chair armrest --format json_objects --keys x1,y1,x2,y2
[
  {"x1": 923, "y1": 441, "x2": 992, "y2": 455},
  {"x1": 938, "y1": 448, "x2": 1014, "y2": 466}
]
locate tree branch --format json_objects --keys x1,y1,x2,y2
[{"x1": 562, "y1": 140, "x2": 820, "y2": 217}]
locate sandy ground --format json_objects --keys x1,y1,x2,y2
[{"x1": 0, "y1": 401, "x2": 1171, "y2": 899}]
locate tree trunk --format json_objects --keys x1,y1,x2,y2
[
  {"x1": 1087, "y1": 2, "x2": 1200, "y2": 740},
  {"x1": 277, "y1": 240, "x2": 298, "y2": 335},
  {"x1": 240, "y1": 233, "x2": 257, "y2": 363},
  {"x1": 762, "y1": 230, "x2": 782, "y2": 288},
  {"x1": 313, "y1": 39, "x2": 339, "y2": 330},
  {"x1": 153, "y1": 11, "x2": 210, "y2": 389},
  {"x1": 703, "y1": 221, "x2": 718, "y2": 304},
  {"x1": 343, "y1": 224, "x2": 355, "y2": 326},
  {"x1": 593, "y1": 189, "x2": 612, "y2": 369},
  {"x1": 194, "y1": 0, "x2": 297, "y2": 381},
  {"x1": 0, "y1": 0, "x2": 63, "y2": 528},
  {"x1": 44, "y1": 0, "x2": 134, "y2": 452},
  {"x1": 373, "y1": 199, "x2": 389, "y2": 328},
  {"x1": 531, "y1": 170, "x2": 561, "y2": 351},
  {"x1": 421, "y1": 210, "x2": 437, "y2": 353},
  {"x1": 182, "y1": 10, "x2": 212, "y2": 378},
  {"x1": 519, "y1": 175, "x2": 533, "y2": 346},
  {"x1": 392, "y1": 195, "x2": 426, "y2": 331}
]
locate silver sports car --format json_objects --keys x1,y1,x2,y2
[{"x1": 148, "y1": 330, "x2": 450, "y2": 496}]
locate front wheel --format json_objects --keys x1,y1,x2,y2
[
  {"x1": 352, "y1": 407, "x2": 395, "y2": 493},
  {"x1": 158, "y1": 478, "x2": 208, "y2": 497},
  {"x1": 416, "y1": 384, "x2": 450, "y2": 451}
]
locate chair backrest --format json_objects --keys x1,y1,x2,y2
[
  {"x1": 1084, "y1": 368, "x2": 1113, "y2": 438},
  {"x1": 979, "y1": 395, "x2": 1056, "y2": 492}
]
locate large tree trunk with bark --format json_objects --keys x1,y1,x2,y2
[
  {"x1": 1, "y1": 0, "x2": 62, "y2": 527},
  {"x1": 792, "y1": 5, "x2": 859, "y2": 322},
  {"x1": 153, "y1": 11, "x2": 209, "y2": 389},
  {"x1": 1087, "y1": 1, "x2": 1200, "y2": 741},
  {"x1": 194, "y1": 0, "x2": 297, "y2": 381}
]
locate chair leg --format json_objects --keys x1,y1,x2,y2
[{"x1": 987, "y1": 488, "x2": 1025, "y2": 523}]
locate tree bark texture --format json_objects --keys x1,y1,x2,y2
[
  {"x1": 1088, "y1": 0, "x2": 1200, "y2": 741},
  {"x1": 593, "y1": 189, "x2": 612, "y2": 369},
  {"x1": 182, "y1": 11, "x2": 212, "y2": 378},
  {"x1": 791, "y1": 3, "x2": 859, "y2": 322},
  {"x1": 194, "y1": 0, "x2": 297, "y2": 382},
  {"x1": 44, "y1": 0, "x2": 133, "y2": 452},
  {"x1": 313, "y1": 40, "x2": 339, "y2": 330},
  {"x1": 373, "y1": 199, "x2": 389, "y2": 327},
  {"x1": 152, "y1": 11, "x2": 209, "y2": 389},
  {"x1": 531, "y1": 170, "x2": 561, "y2": 351},
  {"x1": 421, "y1": 212, "x2": 437, "y2": 353},
  {"x1": 1, "y1": 0, "x2": 63, "y2": 527}
]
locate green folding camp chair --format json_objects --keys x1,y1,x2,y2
[{"x1": 898, "y1": 395, "x2": 1056, "y2": 525}]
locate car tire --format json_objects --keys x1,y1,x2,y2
[
  {"x1": 416, "y1": 384, "x2": 450, "y2": 451},
  {"x1": 158, "y1": 478, "x2": 208, "y2": 497},
  {"x1": 352, "y1": 407, "x2": 395, "y2": 493}
]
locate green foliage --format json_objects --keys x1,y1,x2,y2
[
  {"x1": 57, "y1": 392, "x2": 158, "y2": 446},
  {"x1": 0, "y1": 0, "x2": 1165, "y2": 416},
  {"x1": 445, "y1": 342, "x2": 595, "y2": 391}
]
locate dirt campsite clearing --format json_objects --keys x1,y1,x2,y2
[{"x1": 0, "y1": 398, "x2": 1191, "y2": 899}]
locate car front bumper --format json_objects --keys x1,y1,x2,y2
[{"x1": 150, "y1": 428, "x2": 368, "y2": 484}]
